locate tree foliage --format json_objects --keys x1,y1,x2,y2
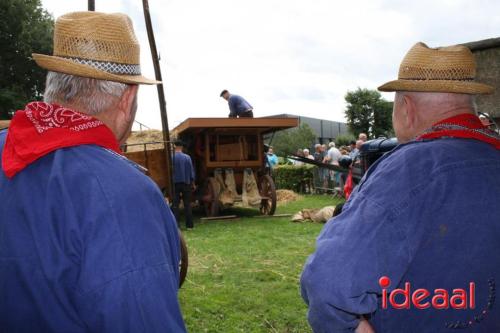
[
  {"x1": 344, "y1": 88, "x2": 394, "y2": 139},
  {"x1": 0, "y1": 0, "x2": 53, "y2": 119},
  {"x1": 269, "y1": 123, "x2": 316, "y2": 157}
]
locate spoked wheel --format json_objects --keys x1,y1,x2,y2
[
  {"x1": 259, "y1": 175, "x2": 277, "y2": 215},
  {"x1": 178, "y1": 229, "x2": 188, "y2": 287},
  {"x1": 202, "y1": 177, "x2": 220, "y2": 217}
]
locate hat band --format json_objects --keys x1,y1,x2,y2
[
  {"x1": 63, "y1": 56, "x2": 141, "y2": 75},
  {"x1": 398, "y1": 77, "x2": 474, "y2": 81}
]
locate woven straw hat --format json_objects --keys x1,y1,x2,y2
[
  {"x1": 32, "y1": 11, "x2": 159, "y2": 85},
  {"x1": 378, "y1": 42, "x2": 493, "y2": 95}
]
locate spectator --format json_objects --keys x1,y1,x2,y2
[
  {"x1": 325, "y1": 142, "x2": 341, "y2": 166},
  {"x1": 293, "y1": 148, "x2": 304, "y2": 166},
  {"x1": 267, "y1": 147, "x2": 278, "y2": 167},
  {"x1": 220, "y1": 90, "x2": 254, "y2": 118},
  {"x1": 301, "y1": 41, "x2": 500, "y2": 333},
  {"x1": 172, "y1": 140, "x2": 195, "y2": 230},
  {"x1": 303, "y1": 148, "x2": 314, "y2": 160},
  {"x1": 349, "y1": 140, "x2": 363, "y2": 162},
  {"x1": 358, "y1": 132, "x2": 368, "y2": 142},
  {"x1": 0, "y1": 12, "x2": 186, "y2": 332}
]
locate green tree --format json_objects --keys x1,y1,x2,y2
[
  {"x1": 269, "y1": 123, "x2": 316, "y2": 157},
  {"x1": 0, "y1": 0, "x2": 53, "y2": 120},
  {"x1": 344, "y1": 88, "x2": 394, "y2": 139}
]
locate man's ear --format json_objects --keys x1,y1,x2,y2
[
  {"x1": 118, "y1": 85, "x2": 139, "y2": 121},
  {"x1": 403, "y1": 94, "x2": 417, "y2": 128}
]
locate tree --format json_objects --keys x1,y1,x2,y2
[
  {"x1": 269, "y1": 123, "x2": 316, "y2": 157},
  {"x1": 344, "y1": 88, "x2": 394, "y2": 139},
  {"x1": 0, "y1": 0, "x2": 53, "y2": 119}
]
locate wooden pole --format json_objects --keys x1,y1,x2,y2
[
  {"x1": 142, "y1": 0, "x2": 174, "y2": 199},
  {"x1": 88, "y1": 0, "x2": 95, "y2": 11}
]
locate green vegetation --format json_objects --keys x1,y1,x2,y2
[
  {"x1": 0, "y1": 0, "x2": 53, "y2": 119},
  {"x1": 179, "y1": 195, "x2": 343, "y2": 332},
  {"x1": 273, "y1": 165, "x2": 315, "y2": 193},
  {"x1": 344, "y1": 88, "x2": 394, "y2": 139},
  {"x1": 269, "y1": 124, "x2": 316, "y2": 157}
]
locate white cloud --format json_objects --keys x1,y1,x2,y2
[{"x1": 41, "y1": 0, "x2": 500, "y2": 129}]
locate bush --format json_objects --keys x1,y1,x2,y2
[
  {"x1": 335, "y1": 134, "x2": 356, "y2": 147},
  {"x1": 274, "y1": 164, "x2": 315, "y2": 193}
]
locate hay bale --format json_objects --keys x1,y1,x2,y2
[{"x1": 276, "y1": 189, "x2": 301, "y2": 204}]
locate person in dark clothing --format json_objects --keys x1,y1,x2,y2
[
  {"x1": 220, "y1": 89, "x2": 254, "y2": 118},
  {"x1": 172, "y1": 140, "x2": 195, "y2": 229}
]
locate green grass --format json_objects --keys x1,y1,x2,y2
[{"x1": 178, "y1": 195, "x2": 343, "y2": 332}]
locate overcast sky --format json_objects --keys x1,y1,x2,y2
[{"x1": 41, "y1": 0, "x2": 500, "y2": 129}]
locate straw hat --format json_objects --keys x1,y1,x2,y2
[
  {"x1": 378, "y1": 42, "x2": 493, "y2": 95},
  {"x1": 32, "y1": 11, "x2": 159, "y2": 85}
]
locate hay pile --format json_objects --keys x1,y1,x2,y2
[
  {"x1": 126, "y1": 130, "x2": 164, "y2": 152},
  {"x1": 276, "y1": 190, "x2": 301, "y2": 204}
]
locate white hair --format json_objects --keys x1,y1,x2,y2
[
  {"x1": 43, "y1": 71, "x2": 129, "y2": 115},
  {"x1": 303, "y1": 148, "x2": 309, "y2": 154}
]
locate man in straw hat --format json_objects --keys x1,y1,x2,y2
[
  {"x1": 0, "y1": 12, "x2": 186, "y2": 332},
  {"x1": 301, "y1": 42, "x2": 500, "y2": 332}
]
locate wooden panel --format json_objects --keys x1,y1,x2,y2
[
  {"x1": 125, "y1": 148, "x2": 168, "y2": 190},
  {"x1": 174, "y1": 117, "x2": 298, "y2": 135}
]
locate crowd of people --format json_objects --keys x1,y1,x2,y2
[{"x1": 285, "y1": 133, "x2": 366, "y2": 193}]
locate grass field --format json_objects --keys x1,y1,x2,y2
[{"x1": 178, "y1": 195, "x2": 344, "y2": 333}]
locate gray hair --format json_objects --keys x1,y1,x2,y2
[{"x1": 43, "y1": 71, "x2": 128, "y2": 115}]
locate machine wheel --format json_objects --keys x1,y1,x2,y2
[
  {"x1": 203, "y1": 177, "x2": 220, "y2": 217},
  {"x1": 179, "y1": 229, "x2": 188, "y2": 287},
  {"x1": 259, "y1": 175, "x2": 277, "y2": 215}
]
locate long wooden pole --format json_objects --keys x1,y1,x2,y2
[
  {"x1": 88, "y1": 0, "x2": 95, "y2": 11},
  {"x1": 142, "y1": 0, "x2": 174, "y2": 199}
]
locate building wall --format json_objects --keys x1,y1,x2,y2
[
  {"x1": 473, "y1": 47, "x2": 500, "y2": 123},
  {"x1": 265, "y1": 113, "x2": 350, "y2": 144}
]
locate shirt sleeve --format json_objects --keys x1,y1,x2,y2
[
  {"x1": 300, "y1": 189, "x2": 414, "y2": 332},
  {"x1": 228, "y1": 98, "x2": 237, "y2": 117},
  {"x1": 72, "y1": 163, "x2": 186, "y2": 332}
]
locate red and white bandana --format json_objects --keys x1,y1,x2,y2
[
  {"x1": 416, "y1": 113, "x2": 500, "y2": 150},
  {"x1": 2, "y1": 101, "x2": 121, "y2": 178}
]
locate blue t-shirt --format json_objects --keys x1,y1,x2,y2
[
  {"x1": 173, "y1": 151, "x2": 195, "y2": 184},
  {"x1": 301, "y1": 138, "x2": 500, "y2": 332},
  {"x1": 0, "y1": 131, "x2": 186, "y2": 332},
  {"x1": 228, "y1": 94, "x2": 253, "y2": 117}
]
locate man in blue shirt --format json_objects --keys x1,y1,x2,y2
[
  {"x1": 220, "y1": 89, "x2": 254, "y2": 118},
  {"x1": 301, "y1": 42, "x2": 500, "y2": 332},
  {"x1": 0, "y1": 12, "x2": 186, "y2": 332},
  {"x1": 172, "y1": 140, "x2": 196, "y2": 229}
]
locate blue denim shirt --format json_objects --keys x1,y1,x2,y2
[
  {"x1": 173, "y1": 151, "x2": 195, "y2": 184},
  {"x1": 0, "y1": 131, "x2": 186, "y2": 332},
  {"x1": 228, "y1": 94, "x2": 253, "y2": 117},
  {"x1": 301, "y1": 138, "x2": 500, "y2": 332}
]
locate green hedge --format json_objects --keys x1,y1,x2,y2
[{"x1": 273, "y1": 165, "x2": 315, "y2": 193}]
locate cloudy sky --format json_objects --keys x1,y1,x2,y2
[{"x1": 41, "y1": 0, "x2": 500, "y2": 129}]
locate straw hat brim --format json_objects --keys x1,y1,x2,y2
[
  {"x1": 378, "y1": 79, "x2": 493, "y2": 95},
  {"x1": 32, "y1": 53, "x2": 161, "y2": 85}
]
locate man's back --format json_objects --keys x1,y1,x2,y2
[
  {"x1": 0, "y1": 131, "x2": 186, "y2": 332},
  {"x1": 301, "y1": 138, "x2": 500, "y2": 332}
]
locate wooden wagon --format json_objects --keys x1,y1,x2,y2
[{"x1": 173, "y1": 117, "x2": 298, "y2": 216}]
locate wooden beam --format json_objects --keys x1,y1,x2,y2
[
  {"x1": 142, "y1": 0, "x2": 174, "y2": 199},
  {"x1": 200, "y1": 215, "x2": 239, "y2": 221}
]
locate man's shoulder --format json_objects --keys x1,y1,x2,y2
[
  {"x1": 53, "y1": 145, "x2": 160, "y2": 196},
  {"x1": 364, "y1": 138, "x2": 500, "y2": 191}
]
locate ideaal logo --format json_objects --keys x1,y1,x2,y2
[{"x1": 378, "y1": 276, "x2": 496, "y2": 329}]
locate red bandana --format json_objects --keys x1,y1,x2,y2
[
  {"x1": 2, "y1": 101, "x2": 121, "y2": 178},
  {"x1": 416, "y1": 113, "x2": 500, "y2": 149}
]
